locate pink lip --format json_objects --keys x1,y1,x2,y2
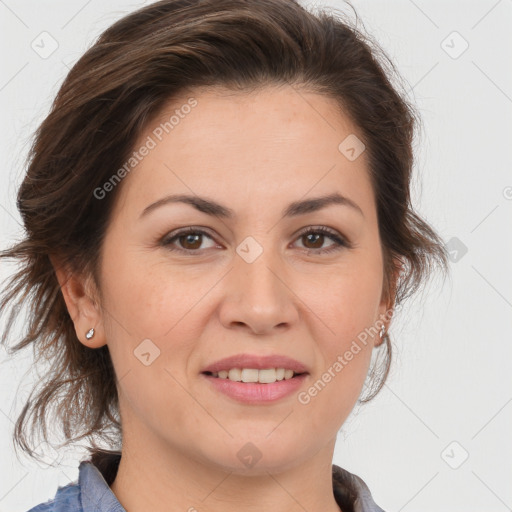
[
  {"x1": 201, "y1": 353, "x2": 309, "y2": 374},
  {"x1": 202, "y1": 373, "x2": 308, "y2": 404}
]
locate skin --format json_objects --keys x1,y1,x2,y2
[{"x1": 54, "y1": 85, "x2": 397, "y2": 512}]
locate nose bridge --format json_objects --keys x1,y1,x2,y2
[{"x1": 234, "y1": 234, "x2": 286, "y2": 303}]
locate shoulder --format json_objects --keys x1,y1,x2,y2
[{"x1": 24, "y1": 480, "x2": 81, "y2": 512}]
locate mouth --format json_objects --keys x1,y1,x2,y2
[
  {"x1": 202, "y1": 368, "x2": 308, "y2": 384},
  {"x1": 200, "y1": 354, "x2": 310, "y2": 402},
  {"x1": 201, "y1": 369, "x2": 309, "y2": 403}
]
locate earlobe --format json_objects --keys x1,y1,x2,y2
[
  {"x1": 50, "y1": 255, "x2": 105, "y2": 347},
  {"x1": 375, "y1": 255, "x2": 402, "y2": 346}
]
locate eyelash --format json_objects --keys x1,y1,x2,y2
[{"x1": 160, "y1": 226, "x2": 351, "y2": 255}]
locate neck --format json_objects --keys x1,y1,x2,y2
[{"x1": 109, "y1": 428, "x2": 343, "y2": 512}]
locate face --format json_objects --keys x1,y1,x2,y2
[{"x1": 87, "y1": 85, "x2": 392, "y2": 474}]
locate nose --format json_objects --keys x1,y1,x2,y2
[{"x1": 217, "y1": 246, "x2": 299, "y2": 335}]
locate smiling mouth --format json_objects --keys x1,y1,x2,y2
[{"x1": 202, "y1": 368, "x2": 307, "y2": 384}]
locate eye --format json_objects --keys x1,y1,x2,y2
[
  {"x1": 293, "y1": 226, "x2": 350, "y2": 254},
  {"x1": 161, "y1": 227, "x2": 218, "y2": 253},
  {"x1": 160, "y1": 226, "x2": 351, "y2": 254}
]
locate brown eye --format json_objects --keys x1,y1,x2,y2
[
  {"x1": 161, "y1": 228, "x2": 217, "y2": 253},
  {"x1": 294, "y1": 227, "x2": 349, "y2": 254},
  {"x1": 301, "y1": 232, "x2": 325, "y2": 250},
  {"x1": 177, "y1": 233, "x2": 203, "y2": 250}
]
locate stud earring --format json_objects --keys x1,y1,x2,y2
[
  {"x1": 379, "y1": 325, "x2": 386, "y2": 339},
  {"x1": 85, "y1": 328, "x2": 95, "y2": 340}
]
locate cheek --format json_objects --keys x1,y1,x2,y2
[
  {"x1": 297, "y1": 339, "x2": 373, "y2": 435},
  {"x1": 303, "y1": 256, "x2": 382, "y2": 392},
  {"x1": 309, "y1": 256, "x2": 383, "y2": 340},
  {"x1": 99, "y1": 240, "x2": 186, "y2": 338},
  {"x1": 99, "y1": 246, "x2": 213, "y2": 391},
  {"x1": 99, "y1": 255, "x2": 200, "y2": 428},
  {"x1": 300, "y1": 293, "x2": 376, "y2": 429}
]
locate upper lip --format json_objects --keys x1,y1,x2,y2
[{"x1": 201, "y1": 354, "x2": 309, "y2": 374}]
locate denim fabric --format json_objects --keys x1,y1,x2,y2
[
  {"x1": 25, "y1": 461, "x2": 126, "y2": 512},
  {"x1": 25, "y1": 460, "x2": 385, "y2": 512}
]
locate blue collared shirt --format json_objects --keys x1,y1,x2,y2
[{"x1": 25, "y1": 458, "x2": 385, "y2": 512}]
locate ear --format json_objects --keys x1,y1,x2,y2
[
  {"x1": 375, "y1": 255, "x2": 402, "y2": 346},
  {"x1": 50, "y1": 255, "x2": 106, "y2": 348}
]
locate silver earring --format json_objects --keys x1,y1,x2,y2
[
  {"x1": 85, "y1": 328, "x2": 95, "y2": 340},
  {"x1": 379, "y1": 325, "x2": 386, "y2": 339}
]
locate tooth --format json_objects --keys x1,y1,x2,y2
[
  {"x1": 228, "y1": 368, "x2": 242, "y2": 381},
  {"x1": 258, "y1": 368, "x2": 277, "y2": 383},
  {"x1": 241, "y1": 368, "x2": 259, "y2": 383},
  {"x1": 211, "y1": 368, "x2": 299, "y2": 382}
]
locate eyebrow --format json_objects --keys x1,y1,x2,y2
[{"x1": 139, "y1": 192, "x2": 364, "y2": 220}]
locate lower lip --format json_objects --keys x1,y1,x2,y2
[{"x1": 202, "y1": 373, "x2": 308, "y2": 404}]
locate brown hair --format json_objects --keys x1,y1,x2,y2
[{"x1": 0, "y1": 0, "x2": 449, "y2": 507}]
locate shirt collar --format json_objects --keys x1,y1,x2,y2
[
  {"x1": 79, "y1": 461, "x2": 126, "y2": 512},
  {"x1": 332, "y1": 464, "x2": 386, "y2": 512}
]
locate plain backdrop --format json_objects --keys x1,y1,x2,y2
[{"x1": 0, "y1": 1, "x2": 511, "y2": 511}]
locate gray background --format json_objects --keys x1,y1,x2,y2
[{"x1": 1, "y1": 0, "x2": 511, "y2": 511}]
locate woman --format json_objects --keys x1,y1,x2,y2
[{"x1": 0, "y1": 1, "x2": 449, "y2": 511}]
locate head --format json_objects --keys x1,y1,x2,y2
[{"x1": 1, "y1": 0, "x2": 448, "y2": 482}]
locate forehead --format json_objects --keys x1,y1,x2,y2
[{"x1": 111, "y1": 85, "x2": 374, "y2": 221}]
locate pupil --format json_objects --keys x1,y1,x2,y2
[
  {"x1": 306, "y1": 233, "x2": 323, "y2": 248},
  {"x1": 183, "y1": 234, "x2": 200, "y2": 249}
]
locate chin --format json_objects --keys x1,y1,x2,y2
[{"x1": 198, "y1": 436, "x2": 313, "y2": 476}]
